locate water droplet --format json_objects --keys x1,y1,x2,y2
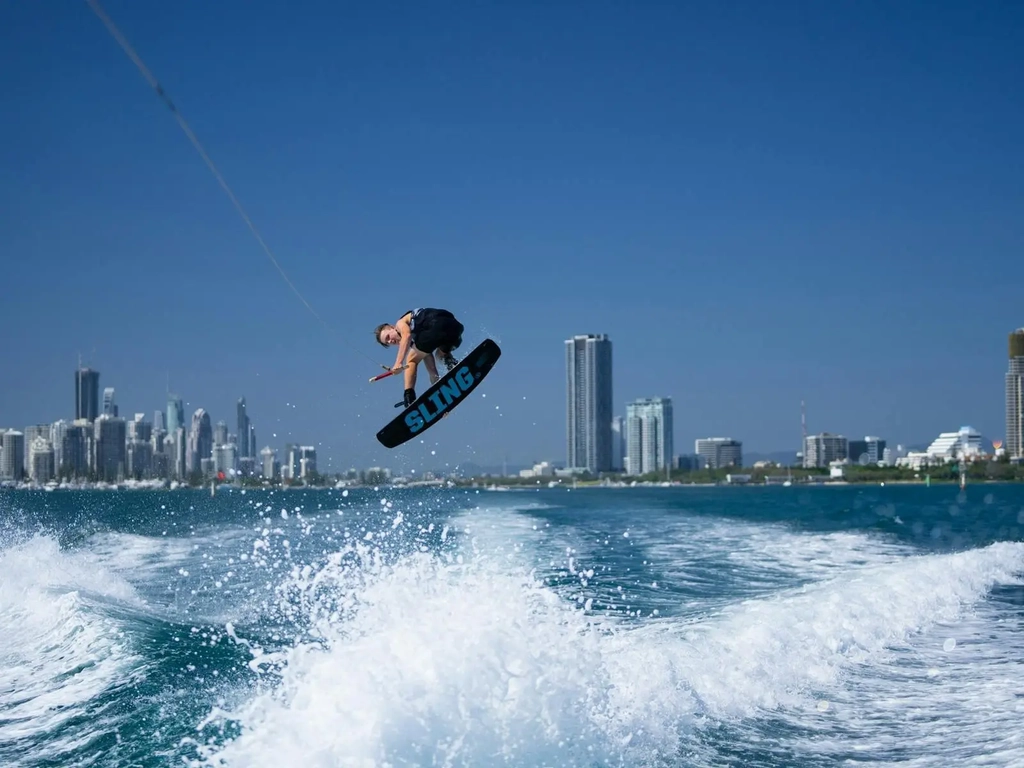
[{"x1": 943, "y1": 638, "x2": 957, "y2": 652}]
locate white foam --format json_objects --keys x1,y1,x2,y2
[
  {"x1": 190, "y1": 530, "x2": 1024, "y2": 768},
  {"x1": 190, "y1": 544, "x2": 695, "y2": 767},
  {"x1": 661, "y1": 542, "x2": 1023, "y2": 716},
  {"x1": 0, "y1": 535, "x2": 144, "y2": 761}
]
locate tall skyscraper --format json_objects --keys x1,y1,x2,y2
[
  {"x1": 565, "y1": 334, "x2": 613, "y2": 473},
  {"x1": 50, "y1": 420, "x2": 70, "y2": 473},
  {"x1": 166, "y1": 395, "x2": 184, "y2": 436},
  {"x1": 1007, "y1": 329, "x2": 1024, "y2": 459},
  {"x1": 625, "y1": 397, "x2": 674, "y2": 475},
  {"x1": 261, "y1": 446, "x2": 276, "y2": 479},
  {"x1": 299, "y1": 446, "x2": 318, "y2": 479},
  {"x1": 60, "y1": 422, "x2": 91, "y2": 478},
  {"x1": 187, "y1": 409, "x2": 213, "y2": 474},
  {"x1": 102, "y1": 387, "x2": 118, "y2": 417},
  {"x1": 94, "y1": 415, "x2": 127, "y2": 482},
  {"x1": 237, "y1": 397, "x2": 251, "y2": 459},
  {"x1": 75, "y1": 367, "x2": 100, "y2": 422},
  {"x1": 213, "y1": 420, "x2": 229, "y2": 447},
  {"x1": 1, "y1": 430, "x2": 25, "y2": 481}
]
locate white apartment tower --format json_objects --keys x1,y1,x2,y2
[
  {"x1": 565, "y1": 334, "x2": 613, "y2": 473},
  {"x1": 625, "y1": 398, "x2": 674, "y2": 475},
  {"x1": 803, "y1": 433, "x2": 848, "y2": 468}
]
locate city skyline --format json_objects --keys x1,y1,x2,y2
[
  {"x1": 2, "y1": 320, "x2": 1021, "y2": 481},
  {"x1": 0, "y1": 359, "x2": 327, "y2": 484}
]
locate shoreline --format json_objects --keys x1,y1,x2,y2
[{"x1": 0, "y1": 477, "x2": 1017, "y2": 492}]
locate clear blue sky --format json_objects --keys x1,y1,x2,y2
[{"x1": 1, "y1": 0, "x2": 1022, "y2": 471}]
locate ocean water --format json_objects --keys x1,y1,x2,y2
[{"x1": 1, "y1": 483, "x2": 1023, "y2": 767}]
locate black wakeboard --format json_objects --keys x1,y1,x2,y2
[{"x1": 376, "y1": 338, "x2": 502, "y2": 448}]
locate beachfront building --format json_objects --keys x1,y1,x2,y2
[
  {"x1": 695, "y1": 437, "x2": 743, "y2": 469},
  {"x1": 925, "y1": 426, "x2": 984, "y2": 462}
]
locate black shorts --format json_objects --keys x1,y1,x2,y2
[{"x1": 410, "y1": 308, "x2": 464, "y2": 354}]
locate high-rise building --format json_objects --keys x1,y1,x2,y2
[
  {"x1": 50, "y1": 420, "x2": 70, "y2": 473},
  {"x1": 28, "y1": 436, "x2": 55, "y2": 484},
  {"x1": 60, "y1": 421, "x2": 91, "y2": 478},
  {"x1": 299, "y1": 446, "x2": 318, "y2": 479},
  {"x1": 625, "y1": 398, "x2": 674, "y2": 475},
  {"x1": 22, "y1": 424, "x2": 50, "y2": 474},
  {"x1": 94, "y1": 415, "x2": 127, "y2": 482},
  {"x1": 565, "y1": 334, "x2": 613, "y2": 473},
  {"x1": 214, "y1": 443, "x2": 237, "y2": 475},
  {"x1": 187, "y1": 409, "x2": 213, "y2": 475},
  {"x1": 237, "y1": 397, "x2": 251, "y2": 459},
  {"x1": 1, "y1": 430, "x2": 25, "y2": 481},
  {"x1": 166, "y1": 395, "x2": 184, "y2": 436},
  {"x1": 126, "y1": 439, "x2": 153, "y2": 480},
  {"x1": 803, "y1": 433, "x2": 848, "y2": 468},
  {"x1": 695, "y1": 437, "x2": 743, "y2": 469},
  {"x1": 75, "y1": 367, "x2": 100, "y2": 422},
  {"x1": 214, "y1": 421, "x2": 229, "y2": 447},
  {"x1": 282, "y1": 443, "x2": 298, "y2": 480},
  {"x1": 128, "y1": 414, "x2": 152, "y2": 443},
  {"x1": 261, "y1": 446, "x2": 277, "y2": 479},
  {"x1": 164, "y1": 428, "x2": 186, "y2": 480},
  {"x1": 1007, "y1": 329, "x2": 1024, "y2": 460},
  {"x1": 103, "y1": 387, "x2": 118, "y2": 417}
]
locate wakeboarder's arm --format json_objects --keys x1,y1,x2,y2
[{"x1": 392, "y1": 315, "x2": 412, "y2": 370}]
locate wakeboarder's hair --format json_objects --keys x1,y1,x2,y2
[{"x1": 374, "y1": 323, "x2": 392, "y2": 347}]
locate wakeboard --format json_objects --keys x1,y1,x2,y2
[{"x1": 376, "y1": 338, "x2": 502, "y2": 448}]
